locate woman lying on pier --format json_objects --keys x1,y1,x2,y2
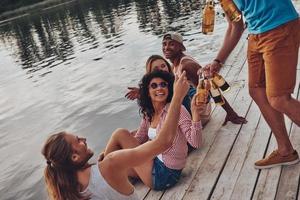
[
  {"x1": 42, "y1": 71, "x2": 190, "y2": 200},
  {"x1": 102, "y1": 70, "x2": 206, "y2": 191}
]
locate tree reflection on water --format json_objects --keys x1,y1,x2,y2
[{"x1": 0, "y1": 0, "x2": 205, "y2": 76}]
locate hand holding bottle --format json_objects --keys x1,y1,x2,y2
[
  {"x1": 191, "y1": 95, "x2": 208, "y2": 122},
  {"x1": 203, "y1": 60, "x2": 222, "y2": 78},
  {"x1": 195, "y1": 72, "x2": 210, "y2": 105}
]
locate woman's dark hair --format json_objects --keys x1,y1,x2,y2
[
  {"x1": 138, "y1": 70, "x2": 174, "y2": 122},
  {"x1": 42, "y1": 132, "x2": 90, "y2": 200},
  {"x1": 145, "y1": 55, "x2": 172, "y2": 73}
]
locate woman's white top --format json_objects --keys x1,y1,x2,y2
[
  {"x1": 81, "y1": 165, "x2": 138, "y2": 200},
  {"x1": 148, "y1": 127, "x2": 163, "y2": 162}
]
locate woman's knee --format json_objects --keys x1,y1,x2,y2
[
  {"x1": 112, "y1": 128, "x2": 130, "y2": 136},
  {"x1": 112, "y1": 128, "x2": 131, "y2": 139}
]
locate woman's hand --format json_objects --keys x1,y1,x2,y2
[
  {"x1": 191, "y1": 95, "x2": 207, "y2": 122},
  {"x1": 125, "y1": 87, "x2": 140, "y2": 100},
  {"x1": 173, "y1": 71, "x2": 189, "y2": 102}
]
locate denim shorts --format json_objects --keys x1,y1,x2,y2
[{"x1": 152, "y1": 157, "x2": 182, "y2": 191}]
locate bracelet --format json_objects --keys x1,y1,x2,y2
[{"x1": 213, "y1": 59, "x2": 223, "y2": 66}]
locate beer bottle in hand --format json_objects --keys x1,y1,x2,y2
[
  {"x1": 209, "y1": 79, "x2": 225, "y2": 105},
  {"x1": 202, "y1": 0, "x2": 215, "y2": 35},
  {"x1": 213, "y1": 73, "x2": 230, "y2": 92},
  {"x1": 219, "y1": 0, "x2": 241, "y2": 22},
  {"x1": 196, "y1": 74, "x2": 209, "y2": 105}
]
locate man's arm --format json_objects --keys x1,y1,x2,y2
[
  {"x1": 205, "y1": 16, "x2": 245, "y2": 75},
  {"x1": 180, "y1": 59, "x2": 201, "y2": 87}
]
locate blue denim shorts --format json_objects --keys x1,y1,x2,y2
[{"x1": 152, "y1": 157, "x2": 182, "y2": 191}]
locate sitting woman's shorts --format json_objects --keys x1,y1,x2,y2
[{"x1": 152, "y1": 157, "x2": 182, "y2": 191}]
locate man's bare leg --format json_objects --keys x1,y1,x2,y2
[
  {"x1": 268, "y1": 94, "x2": 300, "y2": 126},
  {"x1": 249, "y1": 87, "x2": 294, "y2": 155}
]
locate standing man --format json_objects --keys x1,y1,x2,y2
[
  {"x1": 162, "y1": 32, "x2": 247, "y2": 125},
  {"x1": 204, "y1": 0, "x2": 300, "y2": 169}
]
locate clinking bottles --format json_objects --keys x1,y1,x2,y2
[
  {"x1": 202, "y1": 0, "x2": 215, "y2": 35},
  {"x1": 209, "y1": 79, "x2": 225, "y2": 105},
  {"x1": 195, "y1": 74, "x2": 210, "y2": 105},
  {"x1": 212, "y1": 73, "x2": 230, "y2": 92},
  {"x1": 219, "y1": 0, "x2": 241, "y2": 22}
]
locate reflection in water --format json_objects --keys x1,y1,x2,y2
[{"x1": 0, "y1": 0, "x2": 206, "y2": 78}]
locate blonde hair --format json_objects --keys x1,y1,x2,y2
[{"x1": 145, "y1": 55, "x2": 172, "y2": 74}]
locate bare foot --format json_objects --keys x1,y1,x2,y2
[{"x1": 223, "y1": 112, "x2": 248, "y2": 126}]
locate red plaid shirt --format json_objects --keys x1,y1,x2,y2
[{"x1": 135, "y1": 104, "x2": 203, "y2": 170}]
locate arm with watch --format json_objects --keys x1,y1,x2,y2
[{"x1": 203, "y1": 16, "x2": 247, "y2": 125}]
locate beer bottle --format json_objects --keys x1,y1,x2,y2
[
  {"x1": 209, "y1": 79, "x2": 225, "y2": 105},
  {"x1": 213, "y1": 73, "x2": 230, "y2": 92},
  {"x1": 219, "y1": 0, "x2": 241, "y2": 22},
  {"x1": 202, "y1": 0, "x2": 215, "y2": 35},
  {"x1": 195, "y1": 74, "x2": 209, "y2": 105}
]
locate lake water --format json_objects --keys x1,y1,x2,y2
[{"x1": 0, "y1": 0, "x2": 299, "y2": 199}]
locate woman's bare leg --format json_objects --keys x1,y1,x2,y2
[
  {"x1": 103, "y1": 128, "x2": 140, "y2": 157},
  {"x1": 102, "y1": 128, "x2": 154, "y2": 187}
]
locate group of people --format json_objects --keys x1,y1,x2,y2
[{"x1": 42, "y1": 0, "x2": 299, "y2": 199}]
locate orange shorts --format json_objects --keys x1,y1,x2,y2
[{"x1": 247, "y1": 18, "x2": 300, "y2": 97}]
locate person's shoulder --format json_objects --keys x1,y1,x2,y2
[{"x1": 180, "y1": 55, "x2": 201, "y2": 68}]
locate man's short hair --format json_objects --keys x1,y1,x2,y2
[{"x1": 163, "y1": 32, "x2": 186, "y2": 51}]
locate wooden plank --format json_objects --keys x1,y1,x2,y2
[
  {"x1": 229, "y1": 114, "x2": 271, "y2": 200},
  {"x1": 144, "y1": 190, "x2": 164, "y2": 200},
  {"x1": 275, "y1": 124, "x2": 300, "y2": 200},
  {"x1": 275, "y1": 69, "x2": 300, "y2": 200},
  {"x1": 209, "y1": 100, "x2": 262, "y2": 200},
  {"x1": 183, "y1": 50, "x2": 251, "y2": 199},
  {"x1": 135, "y1": 182, "x2": 150, "y2": 199}
]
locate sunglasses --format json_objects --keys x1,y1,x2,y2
[{"x1": 149, "y1": 82, "x2": 168, "y2": 89}]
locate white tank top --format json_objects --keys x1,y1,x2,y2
[
  {"x1": 81, "y1": 165, "x2": 139, "y2": 200},
  {"x1": 148, "y1": 128, "x2": 163, "y2": 162}
]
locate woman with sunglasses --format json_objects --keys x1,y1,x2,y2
[
  {"x1": 125, "y1": 55, "x2": 211, "y2": 125},
  {"x1": 104, "y1": 70, "x2": 206, "y2": 191}
]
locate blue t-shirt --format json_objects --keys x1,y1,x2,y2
[{"x1": 233, "y1": 0, "x2": 299, "y2": 34}]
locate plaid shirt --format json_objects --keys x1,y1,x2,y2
[{"x1": 135, "y1": 104, "x2": 203, "y2": 170}]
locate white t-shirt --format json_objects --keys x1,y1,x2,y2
[
  {"x1": 148, "y1": 127, "x2": 163, "y2": 162},
  {"x1": 81, "y1": 165, "x2": 138, "y2": 200}
]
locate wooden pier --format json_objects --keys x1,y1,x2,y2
[{"x1": 136, "y1": 33, "x2": 300, "y2": 200}]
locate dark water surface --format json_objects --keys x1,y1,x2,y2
[{"x1": 0, "y1": 0, "x2": 299, "y2": 199}]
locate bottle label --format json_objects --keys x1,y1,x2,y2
[{"x1": 219, "y1": 0, "x2": 241, "y2": 22}]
